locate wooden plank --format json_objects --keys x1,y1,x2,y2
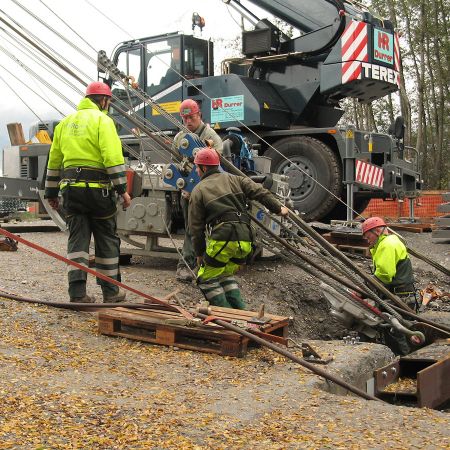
[
  {"x1": 209, "y1": 305, "x2": 286, "y2": 321},
  {"x1": 337, "y1": 244, "x2": 371, "y2": 257},
  {"x1": 388, "y1": 224, "x2": 424, "y2": 233},
  {"x1": 206, "y1": 310, "x2": 287, "y2": 326},
  {"x1": 106, "y1": 306, "x2": 187, "y2": 320},
  {"x1": 156, "y1": 328, "x2": 176, "y2": 345},
  {"x1": 6, "y1": 123, "x2": 26, "y2": 145},
  {"x1": 100, "y1": 312, "x2": 242, "y2": 340},
  {"x1": 99, "y1": 315, "x2": 246, "y2": 356}
]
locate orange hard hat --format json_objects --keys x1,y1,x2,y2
[
  {"x1": 361, "y1": 216, "x2": 386, "y2": 234},
  {"x1": 194, "y1": 147, "x2": 220, "y2": 166},
  {"x1": 180, "y1": 99, "x2": 200, "y2": 117},
  {"x1": 86, "y1": 81, "x2": 112, "y2": 97}
]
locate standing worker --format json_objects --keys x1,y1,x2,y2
[
  {"x1": 189, "y1": 147, "x2": 289, "y2": 309},
  {"x1": 45, "y1": 81, "x2": 131, "y2": 303},
  {"x1": 361, "y1": 217, "x2": 416, "y2": 306},
  {"x1": 173, "y1": 99, "x2": 223, "y2": 282}
]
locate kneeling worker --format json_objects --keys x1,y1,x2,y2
[
  {"x1": 188, "y1": 147, "x2": 289, "y2": 309},
  {"x1": 361, "y1": 216, "x2": 417, "y2": 307}
]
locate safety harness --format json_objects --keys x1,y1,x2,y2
[
  {"x1": 62, "y1": 167, "x2": 110, "y2": 183},
  {"x1": 203, "y1": 210, "x2": 253, "y2": 267}
]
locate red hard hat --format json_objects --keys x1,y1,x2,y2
[
  {"x1": 194, "y1": 147, "x2": 220, "y2": 166},
  {"x1": 180, "y1": 99, "x2": 200, "y2": 117},
  {"x1": 361, "y1": 216, "x2": 387, "y2": 234},
  {"x1": 86, "y1": 81, "x2": 112, "y2": 97}
]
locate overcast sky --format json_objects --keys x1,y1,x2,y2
[{"x1": 0, "y1": 0, "x2": 267, "y2": 172}]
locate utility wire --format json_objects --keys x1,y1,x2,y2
[
  {"x1": 0, "y1": 62, "x2": 65, "y2": 117},
  {"x1": 0, "y1": 70, "x2": 43, "y2": 122}
]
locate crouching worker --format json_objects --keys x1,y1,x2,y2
[
  {"x1": 361, "y1": 216, "x2": 417, "y2": 308},
  {"x1": 188, "y1": 147, "x2": 289, "y2": 309},
  {"x1": 361, "y1": 216, "x2": 419, "y2": 355}
]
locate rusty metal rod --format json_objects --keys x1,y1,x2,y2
[
  {"x1": 406, "y1": 246, "x2": 450, "y2": 277},
  {"x1": 0, "y1": 227, "x2": 193, "y2": 319},
  {"x1": 388, "y1": 228, "x2": 450, "y2": 277},
  {"x1": 286, "y1": 212, "x2": 415, "y2": 313},
  {"x1": 388, "y1": 303, "x2": 450, "y2": 335},
  {"x1": 0, "y1": 290, "x2": 170, "y2": 312},
  {"x1": 249, "y1": 216, "x2": 374, "y2": 299},
  {"x1": 219, "y1": 155, "x2": 413, "y2": 313},
  {"x1": 250, "y1": 217, "x2": 450, "y2": 337},
  {"x1": 193, "y1": 311, "x2": 380, "y2": 401}
]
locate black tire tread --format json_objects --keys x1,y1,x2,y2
[{"x1": 265, "y1": 136, "x2": 342, "y2": 221}]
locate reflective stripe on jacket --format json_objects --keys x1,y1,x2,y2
[
  {"x1": 45, "y1": 97, "x2": 126, "y2": 197},
  {"x1": 370, "y1": 234, "x2": 414, "y2": 287}
]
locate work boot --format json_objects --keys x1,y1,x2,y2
[
  {"x1": 176, "y1": 266, "x2": 194, "y2": 283},
  {"x1": 103, "y1": 289, "x2": 126, "y2": 303},
  {"x1": 69, "y1": 295, "x2": 96, "y2": 303}
]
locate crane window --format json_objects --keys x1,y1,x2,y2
[
  {"x1": 184, "y1": 45, "x2": 207, "y2": 79},
  {"x1": 111, "y1": 48, "x2": 141, "y2": 102},
  {"x1": 146, "y1": 40, "x2": 181, "y2": 95}
]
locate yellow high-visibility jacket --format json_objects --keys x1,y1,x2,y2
[
  {"x1": 45, "y1": 97, "x2": 126, "y2": 198},
  {"x1": 370, "y1": 234, "x2": 414, "y2": 288}
]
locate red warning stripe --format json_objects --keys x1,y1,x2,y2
[
  {"x1": 341, "y1": 20, "x2": 368, "y2": 84},
  {"x1": 355, "y1": 160, "x2": 384, "y2": 188}
]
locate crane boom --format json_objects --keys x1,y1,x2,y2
[{"x1": 244, "y1": 0, "x2": 345, "y2": 34}]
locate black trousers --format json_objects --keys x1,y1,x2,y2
[{"x1": 62, "y1": 186, "x2": 121, "y2": 298}]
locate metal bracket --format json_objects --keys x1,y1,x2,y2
[
  {"x1": 249, "y1": 304, "x2": 271, "y2": 325},
  {"x1": 301, "y1": 343, "x2": 333, "y2": 364}
]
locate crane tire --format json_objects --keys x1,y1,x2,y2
[{"x1": 265, "y1": 136, "x2": 342, "y2": 222}]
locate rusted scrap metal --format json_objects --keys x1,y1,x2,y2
[
  {"x1": 300, "y1": 343, "x2": 333, "y2": 365},
  {"x1": 249, "y1": 304, "x2": 272, "y2": 325},
  {"x1": 420, "y1": 284, "x2": 450, "y2": 306},
  {"x1": 374, "y1": 341, "x2": 450, "y2": 409},
  {"x1": 0, "y1": 236, "x2": 18, "y2": 251}
]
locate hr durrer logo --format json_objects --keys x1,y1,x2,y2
[
  {"x1": 212, "y1": 98, "x2": 243, "y2": 109},
  {"x1": 373, "y1": 29, "x2": 394, "y2": 64}
]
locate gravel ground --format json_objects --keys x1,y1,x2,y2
[{"x1": 0, "y1": 222, "x2": 449, "y2": 448}]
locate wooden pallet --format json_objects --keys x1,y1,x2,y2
[
  {"x1": 324, "y1": 234, "x2": 371, "y2": 257},
  {"x1": 387, "y1": 222, "x2": 436, "y2": 233},
  {"x1": 98, "y1": 306, "x2": 290, "y2": 357},
  {"x1": 336, "y1": 244, "x2": 371, "y2": 257},
  {"x1": 323, "y1": 232, "x2": 369, "y2": 247}
]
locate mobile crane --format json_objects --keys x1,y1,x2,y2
[{"x1": 109, "y1": 0, "x2": 421, "y2": 221}]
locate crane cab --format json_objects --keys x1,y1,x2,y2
[{"x1": 109, "y1": 33, "x2": 213, "y2": 135}]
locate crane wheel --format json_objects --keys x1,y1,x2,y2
[{"x1": 264, "y1": 136, "x2": 342, "y2": 222}]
